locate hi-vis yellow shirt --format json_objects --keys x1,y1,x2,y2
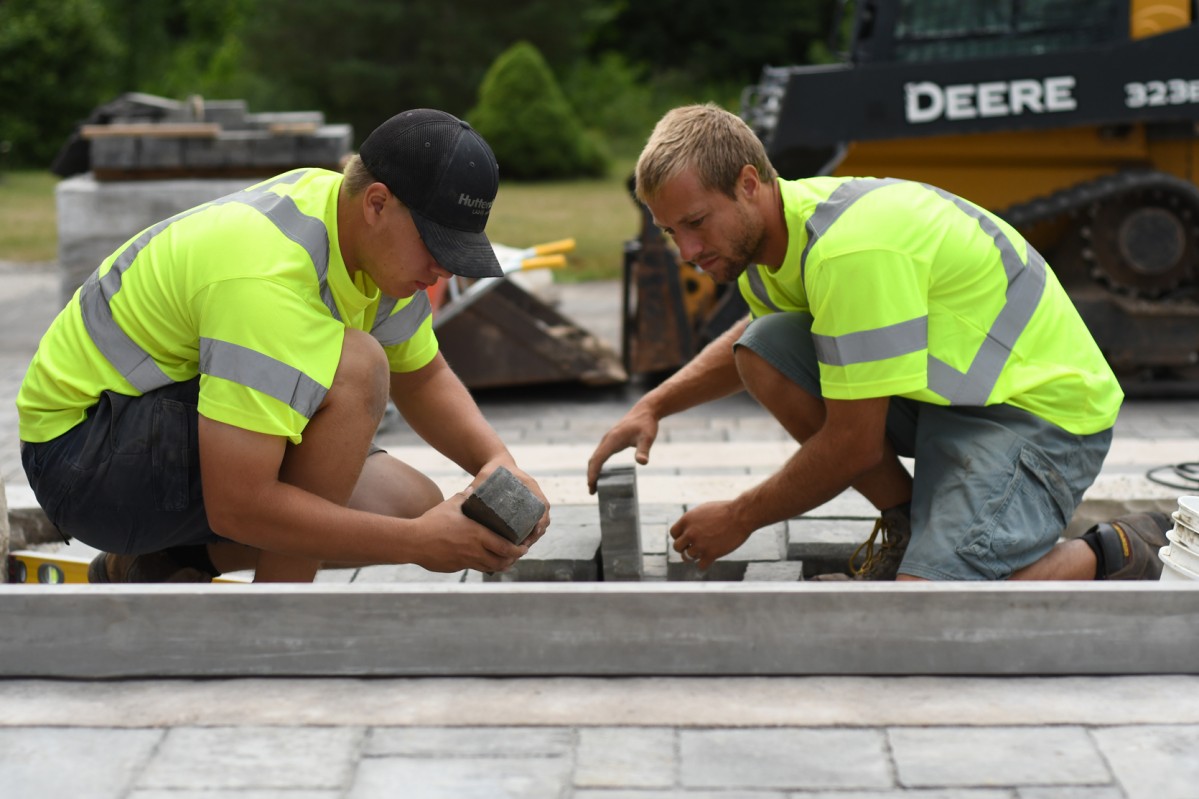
[
  {"x1": 737, "y1": 177, "x2": 1122, "y2": 435},
  {"x1": 18, "y1": 169, "x2": 438, "y2": 445}
]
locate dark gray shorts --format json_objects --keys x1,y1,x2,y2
[
  {"x1": 21, "y1": 378, "x2": 386, "y2": 555},
  {"x1": 736, "y1": 312, "x2": 1113, "y2": 580}
]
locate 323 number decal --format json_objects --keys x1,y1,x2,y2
[{"x1": 1125, "y1": 79, "x2": 1199, "y2": 108}]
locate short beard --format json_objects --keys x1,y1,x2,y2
[{"x1": 706, "y1": 205, "x2": 765, "y2": 283}]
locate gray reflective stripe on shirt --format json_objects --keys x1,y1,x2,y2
[
  {"x1": 199, "y1": 337, "x2": 326, "y2": 419},
  {"x1": 795, "y1": 178, "x2": 1046, "y2": 405},
  {"x1": 800, "y1": 177, "x2": 902, "y2": 284},
  {"x1": 813, "y1": 315, "x2": 928, "y2": 367},
  {"x1": 926, "y1": 242, "x2": 1047, "y2": 404},
  {"x1": 371, "y1": 291, "x2": 431, "y2": 347},
  {"x1": 79, "y1": 169, "x2": 338, "y2": 416},
  {"x1": 744, "y1": 264, "x2": 783, "y2": 314}
]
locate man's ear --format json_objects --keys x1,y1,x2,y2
[
  {"x1": 737, "y1": 164, "x2": 762, "y2": 201},
  {"x1": 362, "y1": 182, "x2": 390, "y2": 225}
]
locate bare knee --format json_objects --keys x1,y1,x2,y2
[{"x1": 326, "y1": 328, "x2": 390, "y2": 423}]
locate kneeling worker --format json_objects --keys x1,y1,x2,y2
[
  {"x1": 19, "y1": 109, "x2": 550, "y2": 582},
  {"x1": 588, "y1": 103, "x2": 1168, "y2": 581}
]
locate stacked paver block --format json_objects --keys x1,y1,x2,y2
[
  {"x1": 57, "y1": 93, "x2": 353, "y2": 306},
  {"x1": 82, "y1": 94, "x2": 350, "y2": 178},
  {"x1": 666, "y1": 521, "x2": 788, "y2": 581},
  {"x1": 596, "y1": 465, "x2": 643, "y2": 580},
  {"x1": 637, "y1": 504, "x2": 683, "y2": 581}
]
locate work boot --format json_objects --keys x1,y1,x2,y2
[
  {"x1": 814, "y1": 504, "x2": 912, "y2": 581},
  {"x1": 87, "y1": 551, "x2": 213, "y2": 584},
  {"x1": 1089, "y1": 512, "x2": 1173, "y2": 580}
]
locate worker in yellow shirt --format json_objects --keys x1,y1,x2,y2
[
  {"x1": 19, "y1": 109, "x2": 550, "y2": 582},
  {"x1": 588, "y1": 103, "x2": 1168, "y2": 581}
]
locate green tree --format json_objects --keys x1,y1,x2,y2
[
  {"x1": 239, "y1": 0, "x2": 608, "y2": 146},
  {"x1": 0, "y1": 0, "x2": 119, "y2": 167},
  {"x1": 469, "y1": 41, "x2": 608, "y2": 181},
  {"x1": 591, "y1": 0, "x2": 835, "y2": 85},
  {"x1": 98, "y1": 0, "x2": 255, "y2": 99}
]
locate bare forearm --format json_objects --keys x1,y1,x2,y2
[
  {"x1": 212, "y1": 481, "x2": 430, "y2": 564},
  {"x1": 393, "y1": 354, "x2": 511, "y2": 475}
]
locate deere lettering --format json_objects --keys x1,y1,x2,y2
[
  {"x1": 904, "y1": 76, "x2": 1077, "y2": 124},
  {"x1": 458, "y1": 193, "x2": 493, "y2": 214}
]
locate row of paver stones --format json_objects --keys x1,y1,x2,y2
[{"x1": 5, "y1": 723, "x2": 1196, "y2": 797}]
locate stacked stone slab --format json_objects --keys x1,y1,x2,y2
[
  {"x1": 82, "y1": 94, "x2": 351, "y2": 180},
  {"x1": 56, "y1": 94, "x2": 353, "y2": 305}
]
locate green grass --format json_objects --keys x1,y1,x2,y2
[
  {"x1": 0, "y1": 166, "x2": 641, "y2": 280},
  {"x1": 486, "y1": 159, "x2": 641, "y2": 283},
  {"x1": 0, "y1": 171, "x2": 60, "y2": 262}
]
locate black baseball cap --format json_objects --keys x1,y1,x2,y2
[{"x1": 358, "y1": 109, "x2": 503, "y2": 278}]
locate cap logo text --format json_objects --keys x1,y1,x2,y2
[{"x1": 458, "y1": 194, "x2": 493, "y2": 214}]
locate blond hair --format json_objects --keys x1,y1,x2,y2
[
  {"x1": 341, "y1": 154, "x2": 376, "y2": 196},
  {"x1": 635, "y1": 103, "x2": 777, "y2": 204}
]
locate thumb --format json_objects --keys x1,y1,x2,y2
[{"x1": 634, "y1": 433, "x2": 654, "y2": 465}]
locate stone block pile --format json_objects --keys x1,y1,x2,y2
[{"x1": 80, "y1": 93, "x2": 351, "y2": 180}]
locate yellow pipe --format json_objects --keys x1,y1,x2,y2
[{"x1": 532, "y1": 238, "x2": 577, "y2": 256}]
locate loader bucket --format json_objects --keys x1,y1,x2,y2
[{"x1": 433, "y1": 276, "x2": 627, "y2": 390}]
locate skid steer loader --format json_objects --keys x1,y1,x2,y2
[{"x1": 741, "y1": 0, "x2": 1199, "y2": 394}]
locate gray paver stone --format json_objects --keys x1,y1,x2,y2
[
  {"x1": 743, "y1": 561, "x2": 803, "y2": 581},
  {"x1": 598, "y1": 465, "x2": 643, "y2": 580},
  {"x1": 131, "y1": 787, "x2": 342, "y2": 791},
  {"x1": 463, "y1": 466, "x2": 545, "y2": 544},
  {"x1": 1092, "y1": 724, "x2": 1199, "y2": 799},
  {"x1": 136, "y1": 726, "x2": 362, "y2": 790},
  {"x1": 365, "y1": 727, "x2": 573, "y2": 757},
  {"x1": 786, "y1": 787, "x2": 1021, "y2": 791},
  {"x1": 0, "y1": 727, "x2": 162, "y2": 799},
  {"x1": 889, "y1": 727, "x2": 1109, "y2": 788},
  {"x1": 680, "y1": 728, "x2": 891, "y2": 790},
  {"x1": 573, "y1": 787, "x2": 786, "y2": 791},
  {"x1": 91, "y1": 136, "x2": 138, "y2": 169},
  {"x1": 0, "y1": 474, "x2": 7, "y2": 583},
  {"x1": 137, "y1": 136, "x2": 184, "y2": 169},
  {"x1": 483, "y1": 521, "x2": 600, "y2": 582},
  {"x1": 349, "y1": 756, "x2": 571, "y2": 799},
  {"x1": 575, "y1": 793, "x2": 786, "y2": 799},
  {"x1": 575, "y1": 727, "x2": 674, "y2": 788},
  {"x1": 1017, "y1": 787, "x2": 1125, "y2": 799}
]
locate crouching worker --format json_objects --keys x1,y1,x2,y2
[
  {"x1": 587, "y1": 103, "x2": 1170, "y2": 582},
  {"x1": 18, "y1": 109, "x2": 550, "y2": 583}
]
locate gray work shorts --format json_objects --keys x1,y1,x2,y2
[
  {"x1": 21, "y1": 378, "x2": 386, "y2": 555},
  {"x1": 736, "y1": 312, "x2": 1112, "y2": 580}
]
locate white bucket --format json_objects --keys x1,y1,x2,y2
[
  {"x1": 1172, "y1": 512, "x2": 1199, "y2": 550},
  {"x1": 1165, "y1": 530, "x2": 1199, "y2": 573},
  {"x1": 1159, "y1": 545, "x2": 1199, "y2": 582},
  {"x1": 1178, "y1": 496, "x2": 1199, "y2": 529}
]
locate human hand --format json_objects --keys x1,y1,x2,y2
[
  {"x1": 413, "y1": 491, "x2": 530, "y2": 573},
  {"x1": 669, "y1": 501, "x2": 752, "y2": 571},
  {"x1": 586, "y1": 404, "x2": 659, "y2": 494}
]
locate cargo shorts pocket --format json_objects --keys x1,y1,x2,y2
[
  {"x1": 150, "y1": 396, "x2": 194, "y2": 512},
  {"x1": 956, "y1": 444, "x2": 1076, "y2": 579}
]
